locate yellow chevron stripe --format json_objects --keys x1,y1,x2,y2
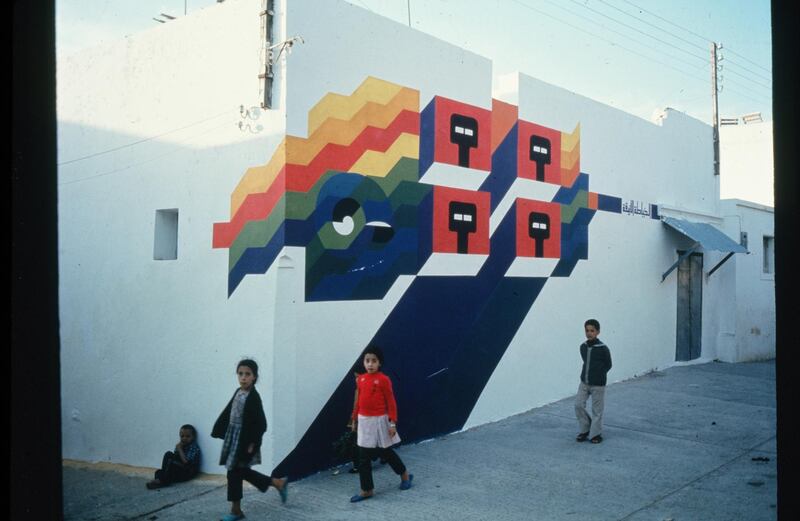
[
  {"x1": 230, "y1": 140, "x2": 286, "y2": 217},
  {"x1": 307, "y1": 77, "x2": 406, "y2": 135},
  {"x1": 561, "y1": 123, "x2": 580, "y2": 170},
  {"x1": 348, "y1": 133, "x2": 419, "y2": 178},
  {"x1": 286, "y1": 88, "x2": 419, "y2": 166}
]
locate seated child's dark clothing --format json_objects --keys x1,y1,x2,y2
[{"x1": 154, "y1": 442, "x2": 201, "y2": 484}]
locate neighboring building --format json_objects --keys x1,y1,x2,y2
[
  {"x1": 717, "y1": 199, "x2": 775, "y2": 362},
  {"x1": 57, "y1": 0, "x2": 774, "y2": 478},
  {"x1": 720, "y1": 119, "x2": 774, "y2": 207}
]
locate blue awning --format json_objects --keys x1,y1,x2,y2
[
  {"x1": 660, "y1": 217, "x2": 748, "y2": 282},
  {"x1": 661, "y1": 217, "x2": 748, "y2": 254}
]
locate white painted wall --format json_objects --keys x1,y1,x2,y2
[
  {"x1": 58, "y1": 0, "x2": 289, "y2": 471},
  {"x1": 275, "y1": 0, "x2": 495, "y2": 460},
  {"x1": 469, "y1": 75, "x2": 716, "y2": 427},
  {"x1": 718, "y1": 200, "x2": 775, "y2": 362},
  {"x1": 720, "y1": 121, "x2": 774, "y2": 207},
  {"x1": 507, "y1": 74, "x2": 718, "y2": 217}
]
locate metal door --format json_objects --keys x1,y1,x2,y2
[{"x1": 676, "y1": 252, "x2": 703, "y2": 361}]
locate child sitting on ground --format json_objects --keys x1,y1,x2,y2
[{"x1": 146, "y1": 424, "x2": 202, "y2": 489}]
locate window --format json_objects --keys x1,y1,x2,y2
[
  {"x1": 762, "y1": 236, "x2": 774, "y2": 274},
  {"x1": 154, "y1": 209, "x2": 179, "y2": 260}
]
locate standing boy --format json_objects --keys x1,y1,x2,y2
[{"x1": 575, "y1": 319, "x2": 612, "y2": 444}]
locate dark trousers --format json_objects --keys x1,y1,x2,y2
[
  {"x1": 351, "y1": 443, "x2": 360, "y2": 469},
  {"x1": 154, "y1": 451, "x2": 196, "y2": 485},
  {"x1": 226, "y1": 467, "x2": 273, "y2": 501},
  {"x1": 357, "y1": 446, "x2": 406, "y2": 492}
]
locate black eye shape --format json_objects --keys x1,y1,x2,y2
[
  {"x1": 333, "y1": 198, "x2": 360, "y2": 222},
  {"x1": 370, "y1": 223, "x2": 394, "y2": 243}
]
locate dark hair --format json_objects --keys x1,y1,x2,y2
[
  {"x1": 180, "y1": 424, "x2": 197, "y2": 438},
  {"x1": 362, "y1": 344, "x2": 384, "y2": 365},
  {"x1": 237, "y1": 359, "x2": 259, "y2": 383},
  {"x1": 584, "y1": 319, "x2": 600, "y2": 330}
]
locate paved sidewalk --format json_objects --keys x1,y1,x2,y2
[{"x1": 63, "y1": 360, "x2": 777, "y2": 520}]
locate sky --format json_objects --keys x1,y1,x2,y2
[{"x1": 56, "y1": 0, "x2": 772, "y2": 125}]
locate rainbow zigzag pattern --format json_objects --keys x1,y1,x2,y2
[{"x1": 213, "y1": 76, "x2": 643, "y2": 300}]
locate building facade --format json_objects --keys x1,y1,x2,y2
[{"x1": 57, "y1": 0, "x2": 773, "y2": 477}]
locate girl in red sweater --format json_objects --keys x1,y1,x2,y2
[{"x1": 349, "y1": 345, "x2": 414, "y2": 502}]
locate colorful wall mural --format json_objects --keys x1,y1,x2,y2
[{"x1": 212, "y1": 76, "x2": 660, "y2": 479}]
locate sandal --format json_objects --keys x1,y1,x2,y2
[
  {"x1": 221, "y1": 514, "x2": 245, "y2": 521},
  {"x1": 350, "y1": 493, "x2": 373, "y2": 503},
  {"x1": 399, "y1": 474, "x2": 414, "y2": 490},
  {"x1": 590, "y1": 435, "x2": 603, "y2": 444},
  {"x1": 575, "y1": 432, "x2": 589, "y2": 442}
]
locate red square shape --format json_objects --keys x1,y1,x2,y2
[
  {"x1": 432, "y1": 186, "x2": 491, "y2": 254},
  {"x1": 516, "y1": 199, "x2": 561, "y2": 258},
  {"x1": 517, "y1": 121, "x2": 561, "y2": 184},
  {"x1": 433, "y1": 97, "x2": 492, "y2": 172}
]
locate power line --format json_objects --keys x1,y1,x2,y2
[
  {"x1": 721, "y1": 87, "x2": 770, "y2": 108},
  {"x1": 542, "y1": 0, "x2": 710, "y2": 73},
  {"x1": 722, "y1": 77, "x2": 773, "y2": 104},
  {"x1": 567, "y1": 0, "x2": 707, "y2": 64},
  {"x1": 619, "y1": 0, "x2": 772, "y2": 77},
  {"x1": 725, "y1": 47, "x2": 772, "y2": 75},
  {"x1": 722, "y1": 55, "x2": 772, "y2": 84},
  {"x1": 722, "y1": 63, "x2": 772, "y2": 91},
  {"x1": 566, "y1": 0, "x2": 771, "y2": 101},
  {"x1": 57, "y1": 109, "x2": 231, "y2": 166},
  {"x1": 594, "y1": 0, "x2": 709, "y2": 54},
  {"x1": 58, "y1": 119, "x2": 233, "y2": 186},
  {"x1": 580, "y1": 0, "x2": 772, "y2": 88},
  {"x1": 509, "y1": 0, "x2": 710, "y2": 87},
  {"x1": 620, "y1": 0, "x2": 711, "y2": 44}
]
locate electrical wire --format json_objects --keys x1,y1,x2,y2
[
  {"x1": 567, "y1": 0, "x2": 707, "y2": 63},
  {"x1": 587, "y1": 0, "x2": 771, "y2": 86},
  {"x1": 58, "y1": 109, "x2": 231, "y2": 166},
  {"x1": 509, "y1": 0, "x2": 710, "y2": 86},
  {"x1": 58, "y1": 119, "x2": 234, "y2": 186},
  {"x1": 541, "y1": 0, "x2": 711, "y2": 73},
  {"x1": 722, "y1": 65, "x2": 772, "y2": 91},
  {"x1": 722, "y1": 78, "x2": 773, "y2": 104},
  {"x1": 618, "y1": 0, "x2": 772, "y2": 77},
  {"x1": 594, "y1": 0, "x2": 710, "y2": 55},
  {"x1": 725, "y1": 47, "x2": 772, "y2": 76}
]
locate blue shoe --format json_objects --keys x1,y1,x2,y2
[
  {"x1": 350, "y1": 493, "x2": 373, "y2": 503},
  {"x1": 278, "y1": 479, "x2": 289, "y2": 504},
  {"x1": 399, "y1": 474, "x2": 414, "y2": 490},
  {"x1": 221, "y1": 514, "x2": 245, "y2": 521}
]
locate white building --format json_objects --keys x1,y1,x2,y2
[
  {"x1": 720, "y1": 119, "x2": 774, "y2": 207},
  {"x1": 57, "y1": 0, "x2": 774, "y2": 477}
]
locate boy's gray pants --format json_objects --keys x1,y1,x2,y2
[{"x1": 575, "y1": 381, "x2": 605, "y2": 438}]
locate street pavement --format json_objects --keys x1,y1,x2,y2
[{"x1": 63, "y1": 360, "x2": 778, "y2": 520}]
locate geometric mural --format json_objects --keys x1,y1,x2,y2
[{"x1": 212, "y1": 76, "x2": 660, "y2": 479}]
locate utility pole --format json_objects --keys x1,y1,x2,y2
[
  {"x1": 259, "y1": 0, "x2": 275, "y2": 109},
  {"x1": 711, "y1": 42, "x2": 720, "y2": 176}
]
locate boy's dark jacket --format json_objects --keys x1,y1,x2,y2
[
  {"x1": 211, "y1": 387, "x2": 267, "y2": 465},
  {"x1": 579, "y1": 339, "x2": 612, "y2": 386}
]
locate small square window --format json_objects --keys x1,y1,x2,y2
[
  {"x1": 762, "y1": 236, "x2": 774, "y2": 274},
  {"x1": 154, "y1": 209, "x2": 179, "y2": 260}
]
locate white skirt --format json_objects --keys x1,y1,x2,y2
[{"x1": 357, "y1": 414, "x2": 401, "y2": 449}]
